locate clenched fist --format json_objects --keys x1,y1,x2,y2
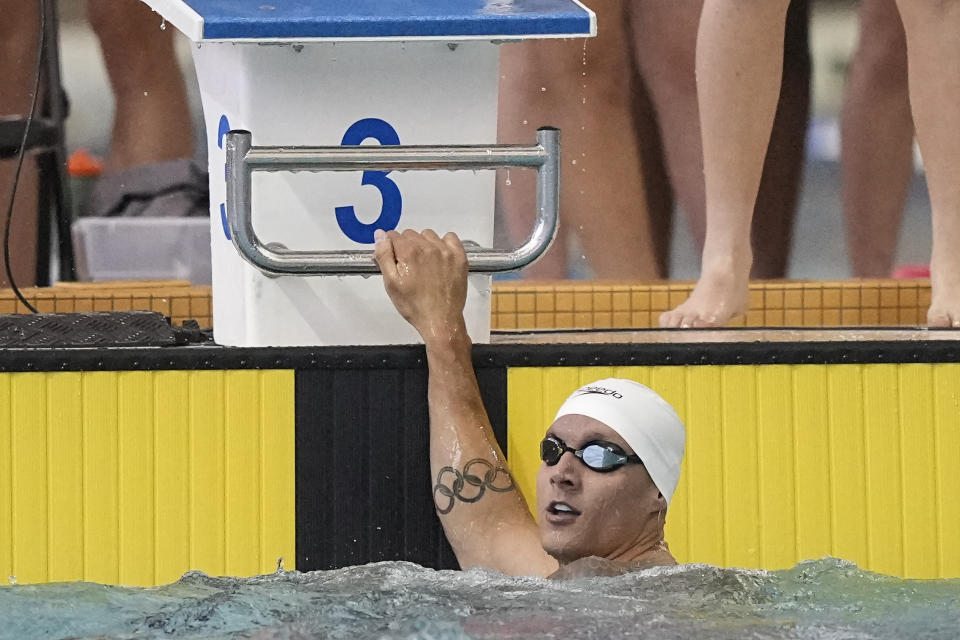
[{"x1": 374, "y1": 228, "x2": 469, "y2": 344}]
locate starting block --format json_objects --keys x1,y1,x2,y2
[{"x1": 140, "y1": 0, "x2": 595, "y2": 346}]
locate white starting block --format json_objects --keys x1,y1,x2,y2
[{"x1": 141, "y1": 0, "x2": 595, "y2": 346}]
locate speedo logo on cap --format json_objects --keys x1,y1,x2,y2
[{"x1": 574, "y1": 386, "x2": 623, "y2": 399}]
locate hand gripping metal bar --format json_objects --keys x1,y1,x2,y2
[{"x1": 224, "y1": 128, "x2": 560, "y2": 275}]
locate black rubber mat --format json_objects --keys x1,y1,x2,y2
[{"x1": 0, "y1": 311, "x2": 178, "y2": 348}]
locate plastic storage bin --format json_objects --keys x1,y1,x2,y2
[{"x1": 72, "y1": 217, "x2": 211, "y2": 284}]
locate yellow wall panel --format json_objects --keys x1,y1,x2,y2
[
  {"x1": 862, "y1": 365, "x2": 904, "y2": 577},
  {"x1": 46, "y1": 374, "x2": 85, "y2": 582},
  {"x1": 792, "y1": 366, "x2": 832, "y2": 562},
  {"x1": 225, "y1": 371, "x2": 264, "y2": 578},
  {"x1": 826, "y1": 366, "x2": 868, "y2": 568},
  {"x1": 189, "y1": 371, "x2": 226, "y2": 576},
  {"x1": 646, "y1": 367, "x2": 689, "y2": 562},
  {"x1": 0, "y1": 375, "x2": 11, "y2": 581},
  {"x1": 0, "y1": 370, "x2": 295, "y2": 587},
  {"x1": 11, "y1": 374, "x2": 48, "y2": 584},
  {"x1": 542, "y1": 369, "x2": 582, "y2": 418},
  {"x1": 154, "y1": 372, "x2": 191, "y2": 585},
  {"x1": 259, "y1": 371, "x2": 296, "y2": 574},
  {"x1": 507, "y1": 363, "x2": 960, "y2": 578},
  {"x1": 684, "y1": 367, "x2": 725, "y2": 567},
  {"x1": 934, "y1": 367, "x2": 960, "y2": 577},
  {"x1": 756, "y1": 366, "x2": 796, "y2": 569},
  {"x1": 118, "y1": 371, "x2": 156, "y2": 586},
  {"x1": 578, "y1": 367, "x2": 616, "y2": 386},
  {"x1": 898, "y1": 366, "x2": 939, "y2": 578},
  {"x1": 720, "y1": 367, "x2": 760, "y2": 568},
  {"x1": 506, "y1": 368, "x2": 546, "y2": 512},
  {"x1": 82, "y1": 372, "x2": 120, "y2": 584}
]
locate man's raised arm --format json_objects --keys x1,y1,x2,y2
[{"x1": 374, "y1": 229, "x2": 556, "y2": 577}]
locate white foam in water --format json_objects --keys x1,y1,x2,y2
[{"x1": 1, "y1": 559, "x2": 959, "y2": 639}]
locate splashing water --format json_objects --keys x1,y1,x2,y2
[
  {"x1": 581, "y1": 39, "x2": 588, "y2": 105},
  {"x1": 1, "y1": 559, "x2": 958, "y2": 639}
]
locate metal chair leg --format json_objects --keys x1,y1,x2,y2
[{"x1": 40, "y1": 0, "x2": 75, "y2": 284}]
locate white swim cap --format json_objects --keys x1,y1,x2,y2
[{"x1": 553, "y1": 378, "x2": 686, "y2": 505}]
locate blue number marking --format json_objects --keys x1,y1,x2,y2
[
  {"x1": 335, "y1": 118, "x2": 402, "y2": 244},
  {"x1": 217, "y1": 115, "x2": 232, "y2": 241}
]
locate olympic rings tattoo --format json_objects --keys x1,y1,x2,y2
[{"x1": 433, "y1": 458, "x2": 515, "y2": 515}]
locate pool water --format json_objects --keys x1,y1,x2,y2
[{"x1": 1, "y1": 558, "x2": 958, "y2": 639}]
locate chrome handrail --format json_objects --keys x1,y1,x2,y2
[{"x1": 224, "y1": 128, "x2": 560, "y2": 275}]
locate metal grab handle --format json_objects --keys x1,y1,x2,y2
[{"x1": 224, "y1": 128, "x2": 560, "y2": 275}]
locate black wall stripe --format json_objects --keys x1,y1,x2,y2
[
  {"x1": 3, "y1": 336, "x2": 960, "y2": 372},
  {"x1": 295, "y1": 366, "x2": 507, "y2": 571}
]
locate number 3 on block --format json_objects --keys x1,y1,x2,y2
[{"x1": 335, "y1": 118, "x2": 402, "y2": 244}]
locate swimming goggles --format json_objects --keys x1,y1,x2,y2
[{"x1": 540, "y1": 434, "x2": 643, "y2": 472}]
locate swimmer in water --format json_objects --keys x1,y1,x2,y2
[{"x1": 375, "y1": 229, "x2": 685, "y2": 579}]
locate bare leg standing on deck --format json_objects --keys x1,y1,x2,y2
[
  {"x1": 894, "y1": 0, "x2": 960, "y2": 327},
  {"x1": 628, "y1": 1, "x2": 706, "y2": 258},
  {"x1": 751, "y1": 0, "x2": 810, "y2": 280},
  {"x1": 659, "y1": 0, "x2": 791, "y2": 328},
  {"x1": 87, "y1": 0, "x2": 194, "y2": 174},
  {"x1": 498, "y1": 0, "x2": 661, "y2": 280},
  {"x1": 842, "y1": 0, "x2": 913, "y2": 278},
  {"x1": 629, "y1": 0, "x2": 809, "y2": 281},
  {"x1": 0, "y1": 0, "x2": 41, "y2": 288}
]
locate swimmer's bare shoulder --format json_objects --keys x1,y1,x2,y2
[{"x1": 548, "y1": 549, "x2": 678, "y2": 580}]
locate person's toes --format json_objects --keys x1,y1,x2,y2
[
  {"x1": 681, "y1": 308, "x2": 704, "y2": 329},
  {"x1": 659, "y1": 309, "x2": 682, "y2": 329},
  {"x1": 692, "y1": 316, "x2": 713, "y2": 329},
  {"x1": 927, "y1": 307, "x2": 952, "y2": 328}
]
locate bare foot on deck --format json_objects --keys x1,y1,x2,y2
[
  {"x1": 659, "y1": 254, "x2": 751, "y2": 328},
  {"x1": 927, "y1": 262, "x2": 960, "y2": 328}
]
